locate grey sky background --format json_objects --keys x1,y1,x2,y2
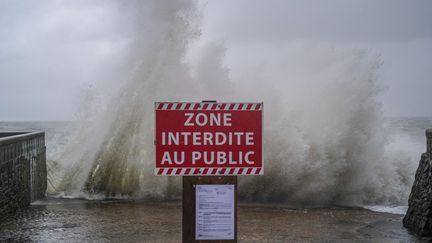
[{"x1": 0, "y1": 0, "x2": 431, "y2": 120}]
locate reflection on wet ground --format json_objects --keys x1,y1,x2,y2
[
  {"x1": 1, "y1": 198, "x2": 180, "y2": 242},
  {"x1": 0, "y1": 198, "x2": 424, "y2": 242}
]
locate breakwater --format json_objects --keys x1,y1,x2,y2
[
  {"x1": 404, "y1": 129, "x2": 432, "y2": 236},
  {"x1": 0, "y1": 132, "x2": 46, "y2": 216}
]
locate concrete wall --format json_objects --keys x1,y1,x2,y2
[{"x1": 0, "y1": 132, "x2": 46, "y2": 216}]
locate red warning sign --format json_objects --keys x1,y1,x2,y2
[{"x1": 155, "y1": 102, "x2": 263, "y2": 176}]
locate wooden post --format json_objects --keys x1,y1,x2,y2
[{"x1": 183, "y1": 176, "x2": 237, "y2": 243}]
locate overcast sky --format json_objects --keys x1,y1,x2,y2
[{"x1": 0, "y1": 0, "x2": 431, "y2": 120}]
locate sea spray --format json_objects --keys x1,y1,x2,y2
[
  {"x1": 55, "y1": 0, "x2": 201, "y2": 198},
  {"x1": 53, "y1": 0, "x2": 416, "y2": 205}
]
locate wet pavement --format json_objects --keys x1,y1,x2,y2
[{"x1": 0, "y1": 198, "x2": 425, "y2": 242}]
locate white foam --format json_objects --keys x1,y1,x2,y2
[
  {"x1": 49, "y1": 0, "x2": 421, "y2": 206},
  {"x1": 365, "y1": 205, "x2": 408, "y2": 215}
]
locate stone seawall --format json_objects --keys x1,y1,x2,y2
[
  {"x1": 403, "y1": 129, "x2": 432, "y2": 236},
  {"x1": 0, "y1": 132, "x2": 46, "y2": 216}
]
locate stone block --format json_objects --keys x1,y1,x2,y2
[{"x1": 0, "y1": 132, "x2": 46, "y2": 217}]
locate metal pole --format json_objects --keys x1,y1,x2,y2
[{"x1": 426, "y1": 129, "x2": 432, "y2": 158}]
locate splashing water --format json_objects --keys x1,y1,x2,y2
[{"x1": 53, "y1": 0, "x2": 416, "y2": 206}]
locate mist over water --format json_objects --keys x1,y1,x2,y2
[{"x1": 52, "y1": 0, "x2": 417, "y2": 206}]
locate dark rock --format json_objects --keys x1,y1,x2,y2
[{"x1": 403, "y1": 129, "x2": 432, "y2": 236}]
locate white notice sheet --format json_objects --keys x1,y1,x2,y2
[{"x1": 195, "y1": 184, "x2": 235, "y2": 240}]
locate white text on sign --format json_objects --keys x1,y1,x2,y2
[{"x1": 160, "y1": 112, "x2": 255, "y2": 165}]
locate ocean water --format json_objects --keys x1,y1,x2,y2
[
  {"x1": 383, "y1": 117, "x2": 432, "y2": 162},
  {"x1": 0, "y1": 121, "x2": 77, "y2": 159},
  {"x1": 1, "y1": 118, "x2": 430, "y2": 172},
  {"x1": 1, "y1": 118, "x2": 431, "y2": 215}
]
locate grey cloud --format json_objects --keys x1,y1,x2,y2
[
  {"x1": 203, "y1": 0, "x2": 432, "y2": 43},
  {"x1": 0, "y1": 0, "x2": 431, "y2": 120},
  {"x1": 0, "y1": 0, "x2": 129, "y2": 120}
]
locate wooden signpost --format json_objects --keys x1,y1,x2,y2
[{"x1": 155, "y1": 101, "x2": 263, "y2": 242}]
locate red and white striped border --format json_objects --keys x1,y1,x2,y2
[
  {"x1": 155, "y1": 167, "x2": 263, "y2": 176},
  {"x1": 155, "y1": 103, "x2": 262, "y2": 111}
]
